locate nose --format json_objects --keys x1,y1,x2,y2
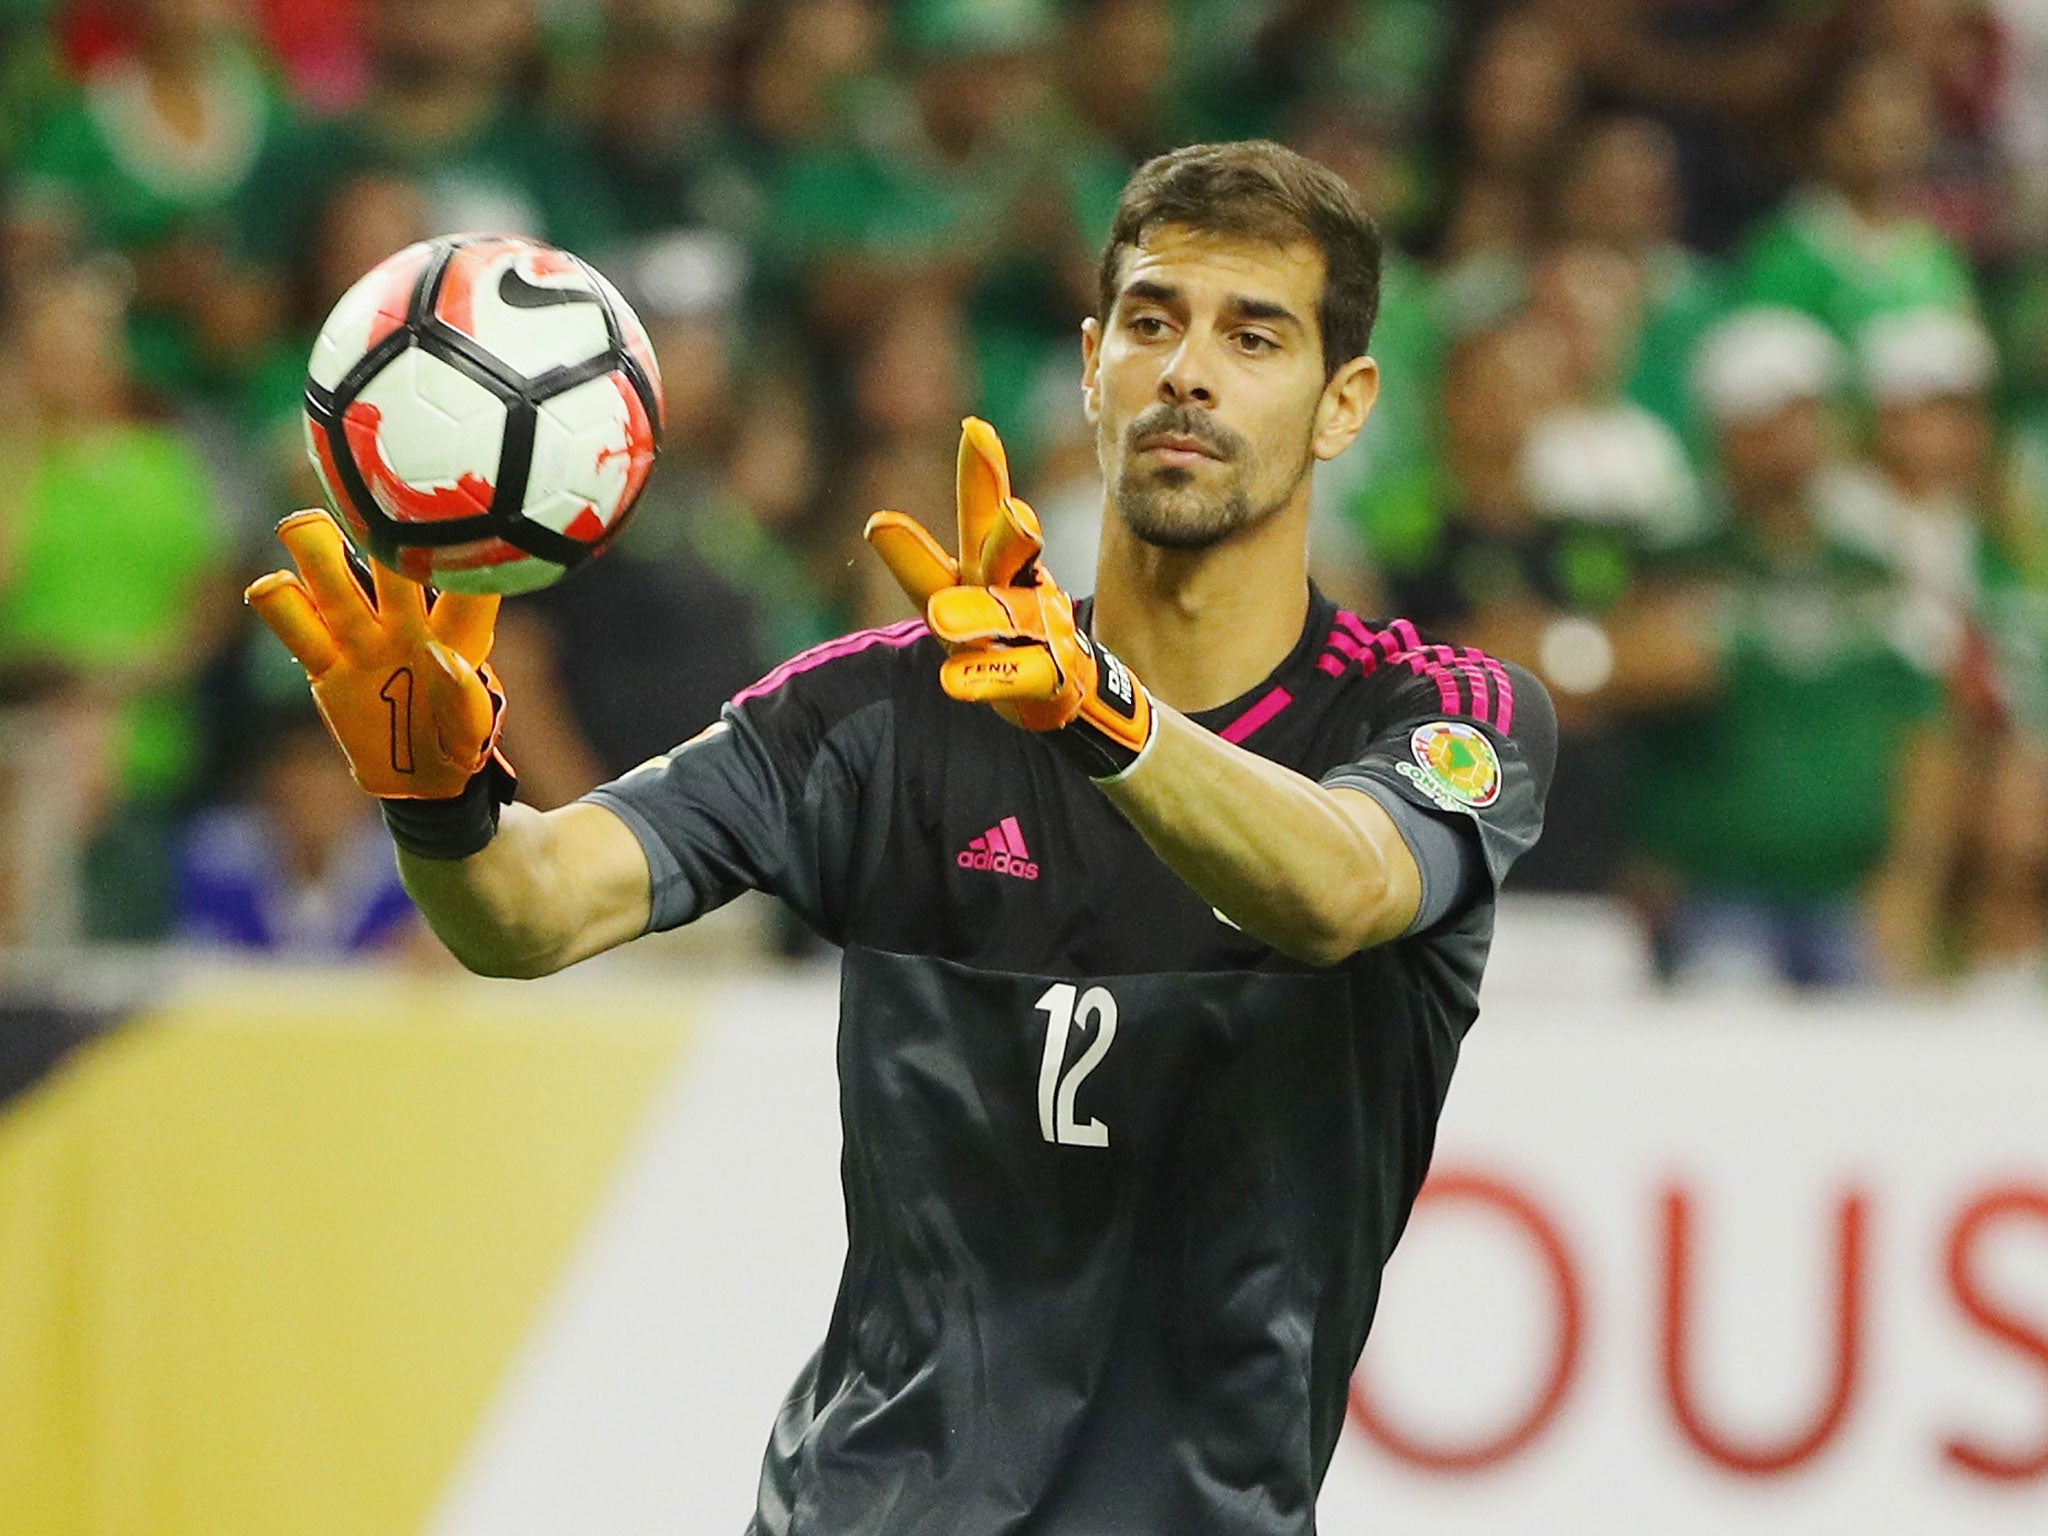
[{"x1": 1157, "y1": 334, "x2": 1216, "y2": 408}]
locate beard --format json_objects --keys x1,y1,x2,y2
[{"x1": 1110, "y1": 404, "x2": 1313, "y2": 552}]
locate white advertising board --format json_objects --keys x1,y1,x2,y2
[
  {"x1": 430, "y1": 975, "x2": 2048, "y2": 1536},
  {"x1": 1325, "y1": 997, "x2": 2048, "y2": 1535}
]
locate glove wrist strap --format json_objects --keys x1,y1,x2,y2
[
  {"x1": 380, "y1": 752, "x2": 519, "y2": 860},
  {"x1": 1050, "y1": 641, "x2": 1155, "y2": 783},
  {"x1": 1051, "y1": 716, "x2": 1155, "y2": 782}
]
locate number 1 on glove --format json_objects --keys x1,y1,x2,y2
[{"x1": 245, "y1": 509, "x2": 512, "y2": 801}]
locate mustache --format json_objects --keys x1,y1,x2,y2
[{"x1": 1124, "y1": 406, "x2": 1243, "y2": 461}]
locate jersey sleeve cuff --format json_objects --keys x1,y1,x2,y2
[
  {"x1": 1323, "y1": 772, "x2": 1482, "y2": 936},
  {"x1": 581, "y1": 788, "x2": 699, "y2": 933}
]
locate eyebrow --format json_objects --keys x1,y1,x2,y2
[
  {"x1": 1119, "y1": 279, "x2": 1304, "y2": 332},
  {"x1": 1121, "y1": 279, "x2": 1180, "y2": 310},
  {"x1": 1227, "y1": 296, "x2": 1302, "y2": 331}
]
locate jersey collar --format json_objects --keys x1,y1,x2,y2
[{"x1": 1074, "y1": 584, "x2": 1341, "y2": 742}]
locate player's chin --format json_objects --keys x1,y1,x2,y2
[
  {"x1": 1116, "y1": 484, "x2": 1254, "y2": 552},
  {"x1": 1124, "y1": 457, "x2": 1221, "y2": 499}
]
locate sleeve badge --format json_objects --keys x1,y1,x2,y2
[{"x1": 1398, "y1": 720, "x2": 1503, "y2": 811}]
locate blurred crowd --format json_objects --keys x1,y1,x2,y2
[{"x1": 0, "y1": 0, "x2": 2045, "y2": 994}]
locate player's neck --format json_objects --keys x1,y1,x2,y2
[{"x1": 1089, "y1": 494, "x2": 1313, "y2": 715}]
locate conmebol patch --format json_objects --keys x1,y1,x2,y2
[{"x1": 1397, "y1": 720, "x2": 1502, "y2": 810}]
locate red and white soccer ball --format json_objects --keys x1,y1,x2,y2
[{"x1": 304, "y1": 234, "x2": 664, "y2": 594}]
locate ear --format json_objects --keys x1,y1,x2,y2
[
  {"x1": 1312, "y1": 354, "x2": 1379, "y2": 462},
  {"x1": 1080, "y1": 316, "x2": 1103, "y2": 426}
]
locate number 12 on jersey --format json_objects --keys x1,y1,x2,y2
[{"x1": 1034, "y1": 983, "x2": 1117, "y2": 1148}]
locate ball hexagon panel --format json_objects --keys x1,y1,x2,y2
[
  {"x1": 432, "y1": 239, "x2": 612, "y2": 383},
  {"x1": 344, "y1": 347, "x2": 510, "y2": 525},
  {"x1": 520, "y1": 372, "x2": 651, "y2": 542},
  {"x1": 309, "y1": 240, "x2": 432, "y2": 391}
]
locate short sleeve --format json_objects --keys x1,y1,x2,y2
[
  {"x1": 1320, "y1": 656, "x2": 1557, "y2": 908},
  {"x1": 580, "y1": 623, "x2": 921, "y2": 940}
]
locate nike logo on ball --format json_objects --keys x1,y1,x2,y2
[{"x1": 498, "y1": 266, "x2": 601, "y2": 310}]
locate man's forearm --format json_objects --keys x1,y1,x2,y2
[
  {"x1": 1094, "y1": 708, "x2": 1420, "y2": 965},
  {"x1": 397, "y1": 803, "x2": 567, "y2": 977},
  {"x1": 396, "y1": 801, "x2": 652, "y2": 978}
]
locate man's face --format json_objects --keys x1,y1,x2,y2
[
  {"x1": 1084, "y1": 226, "x2": 1356, "y2": 552},
  {"x1": 1719, "y1": 397, "x2": 1830, "y2": 507},
  {"x1": 1465, "y1": 14, "x2": 1573, "y2": 173},
  {"x1": 917, "y1": 51, "x2": 1047, "y2": 158},
  {"x1": 1561, "y1": 120, "x2": 1680, "y2": 251},
  {"x1": 1528, "y1": 243, "x2": 1642, "y2": 398},
  {"x1": 23, "y1": 271, "x2": 128, "y2": 418},
  {"x1": 1443, "y1": 318, "x2": 1570, "y2": 463},
  {"x1": 1878, "y1": 394, "x2": 1991, "y2": 496},
  {"x1": 317, "y1": 175, "x2": 429, "y2": 308},
  {"x1": 1823, "y1": 55, "x2": 1934, "y2": 198},
  {"x1": 1074, "y1": 0, "x2": 1171, "y2": 117}
]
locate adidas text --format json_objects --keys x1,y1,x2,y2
[
  {"x1": 957, "y1": 817, "x2": 1041, "y2": 881},
  {"x1": 956, "y1": 848, "x2": 1040, "y2": 880}
]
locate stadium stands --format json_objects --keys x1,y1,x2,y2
[{"x1": 0, "y1": 0, "x2": 2042, "y2": 993}]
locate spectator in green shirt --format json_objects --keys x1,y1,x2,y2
[
  {"x1": 1434, "y1": 8, "x2": 1578, "y2": 334},
  {"x1": 1062, "y1": 0, "x2": 1175, "y2": 172},
  {"x1": 10, "y1": 0, "x2": 295, "y2": 401},
  {"x1": 1735, "y1": 47, "x2": 1977, "y2": 342},
  {"x1": 1553, "y1": 114, "x2": 1728, "y2": 458},
  {"x1": 766, "y1": 0, "x2": 1064, "y2": 310},
  {"x1": 1294, "y1": 99, "x2": 1445, "y2": 608},
  {"x1": 766, "y1": 0, "x2": 1114, "y2": 444},
  {"x1": 233, "y1": 168, "x2": 433, "y2": 541},
  {"x1": 1826, "y1": 309, "x2": 2019, "y2": 693},
  {"x1": 1628, "y1": 307, "x2": 1946, "y2": 988},
  {"x1": 1825, "y1": 307, "x2": 2048, "y2": 983},
  {"x1": 1379, "y1": 303, "x2": 1697, "y2": 896},
  {"x1": 1519, "y1": 240, "x2": 1701, "y2": 548},
  {"x1": 583, "y1": 1, "x2": 768, "y2": 245},
  {"x1": 0, "y1": 262, "x2": 238, "y2": 939},
  {"x1": 232, "y1": 0, "x2": 619, "y2": 285}
]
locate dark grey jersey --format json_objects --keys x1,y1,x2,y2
[{"x1": 586, "y1": 589, "x2": 1555, "y2": 1535}]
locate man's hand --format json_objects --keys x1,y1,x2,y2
[
  {"x1": 245, "y1": 509, "x2": 508, "y2": 799},
  {"x1": 864, "y1": 418, "x2": 1155, "y2": 780},
  {"x1": 865, "y1": 416, "x2": 1043, "y2": 600}
]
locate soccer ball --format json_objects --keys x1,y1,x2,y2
[{"x1": 304, "y1": 234, "x2": 664, "y2": 595}]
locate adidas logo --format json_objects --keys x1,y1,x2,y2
[{"x1": 956, "y1": 815, "x2": 1040, "y2": 881}]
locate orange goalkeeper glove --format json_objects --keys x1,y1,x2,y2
[
  {"x1": 245, "y1": 510, "x2": 516, "y2": 854},
  {"x1": 865, "y1": 417, "x2": 1156, "y2": 781}
]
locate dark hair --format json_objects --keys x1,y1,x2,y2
[{"x1": 1097, "y1": 140, "x2": 1383, "y2": 378}]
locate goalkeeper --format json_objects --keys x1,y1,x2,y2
[{"x1": 250, "y1": 141, "x2": 1554, "y2": 1534}]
